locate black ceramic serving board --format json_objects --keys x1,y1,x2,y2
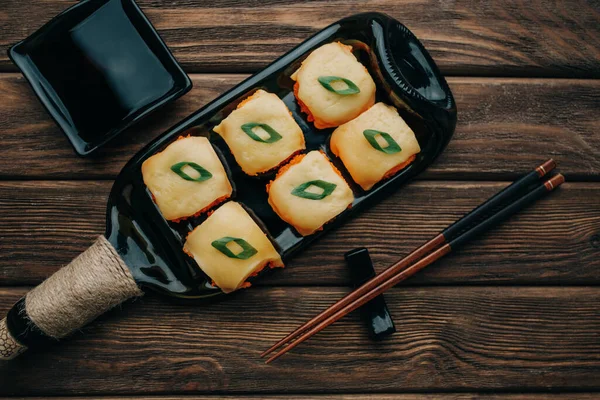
[
  {"x1": 106, "y1": 12, "x2": 457, "y2": 302},
  {"x1": 8, "y1": 0, "x2": 192, "y2": 156}
]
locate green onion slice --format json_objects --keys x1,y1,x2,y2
[
  {"x1": 211, "y1": 236, "x2": 258, "y2": 259},
  {"x1": 363, "y1": 130, "x2": 402, "y2": 154},
  {"x1": 241, "y1": 123, "x2": 283, "y2": 143},
  {"x1": 317, "y1": 76, "x2": 360, "y2": 95},
  {"x1": 170, "y1": 162, "x2": 213, "y2": 182},
  {"x1": 291, "y1": 180, "x2": 337, "y2": 200}
]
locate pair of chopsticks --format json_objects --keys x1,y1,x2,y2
[{"x1": 262, "y1": 159, "x2": 564, "y2": 363}]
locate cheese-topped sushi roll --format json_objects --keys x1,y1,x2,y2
[
  {"x1": 183, "y1": 202, "x2": 283, "y2": 293},
  {"x1": 142, "y1": 136, "x2": 232, "y2": 221},
  {"x1": 330, "y1": 103, "x2": 421, "y2": 191},
  {"x1": 267, "y1": 150, "x2": 354, "y2": 236},
  {"x1": 213, "y1": 90, "x2": 305, "y2": 176},
  {"x1": 291, "y1": 42, "x2": 376, "y2": 129}
]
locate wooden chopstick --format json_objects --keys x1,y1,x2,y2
[
  {"x1": 261, "y1": 159, "x2": 556, "y2": 360},
  {"x1": 263, "y1": 171, "x2": 564, "y2": 364},
  {"x1": 265, "y1": 173, "x2": 565, "y2": 363}
]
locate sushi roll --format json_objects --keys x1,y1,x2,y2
[
  {"x1": 267, "y1": 150, "x2": 354, "y2": 236},
  {"x1": 330, "y1": 102, "x2": 421, "y2": 191},
  {"x1": 213, "y1": 89, "x2": 305, "y2": 176},
  {"x1": 142, "y1": 136, "x2": 233, "y2": 221},
  {"x1": 183, "y1": 201, "x2": 283, "y2": 293},
  {"x1": 291, "y1": 42, "x2": 376, "y2": 129}
]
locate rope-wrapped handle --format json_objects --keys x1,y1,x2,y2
[
  {"x1": 0, "y1": 236, "x2": 143, "y2": 360},
  {"x1": 0, "y1": 319, "x2": 26, "y2": 359}
]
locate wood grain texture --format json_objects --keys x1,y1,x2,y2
[
  {"x1": 17, "y1": 395, "x2": 600, "y2": 399},
  {"x1": 0, "y1": 1, "x2": 599, "y2": 396},
  {"x1": 1, "y1": 0, "x2": 599, "y2": 77},
  {"x1": 0, "y1": 74, "x2": 599, "y2": 180},
  {"x1": 0, "y1": 286, "x2": 598, "y2": 394},
  {"x1": 0, "y1": 180, "x2": 598, "y2": 286}
]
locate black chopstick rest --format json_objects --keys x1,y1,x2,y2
[{"x1": 344, "y1": 248, "x2": 396, "y2": 340}]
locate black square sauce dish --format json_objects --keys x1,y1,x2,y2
[{"x1": 8, "y1": 0, "x2": 192, "y2": 156}]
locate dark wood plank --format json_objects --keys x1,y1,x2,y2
[
  {"x1": 0, "y1": 181, "x2": 598, "y2": 286},
  {"x1": 1, "y1": 286, "x2": 598, "y2": 394},
  {"x1": 1, "y1": 0, "x2": 599, "y2": 77},
  {"x1": 18, "y1": 395, "x2": 600, "y2": 399},
  {"x1": 0, "y1": 74, "x2": 599, "y2": 180}
]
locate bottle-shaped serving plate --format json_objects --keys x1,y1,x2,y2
[
  {"x1": 2, "y1": 12, "x2": 456, "y2": 359},
  {"x1": 108, "y1": 12, "x2": 457, "y2": 301}
]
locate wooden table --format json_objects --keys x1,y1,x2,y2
[{"x1": 1, "y1": 0, "x2": 599, "y2": 398}]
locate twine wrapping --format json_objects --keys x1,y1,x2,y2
[
  {"x1": 0, "y1": 236, "x2": 143, "y2": 360},
  {"x1": 0, "y1": 318, "x2": 26, "y2": 360}
]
